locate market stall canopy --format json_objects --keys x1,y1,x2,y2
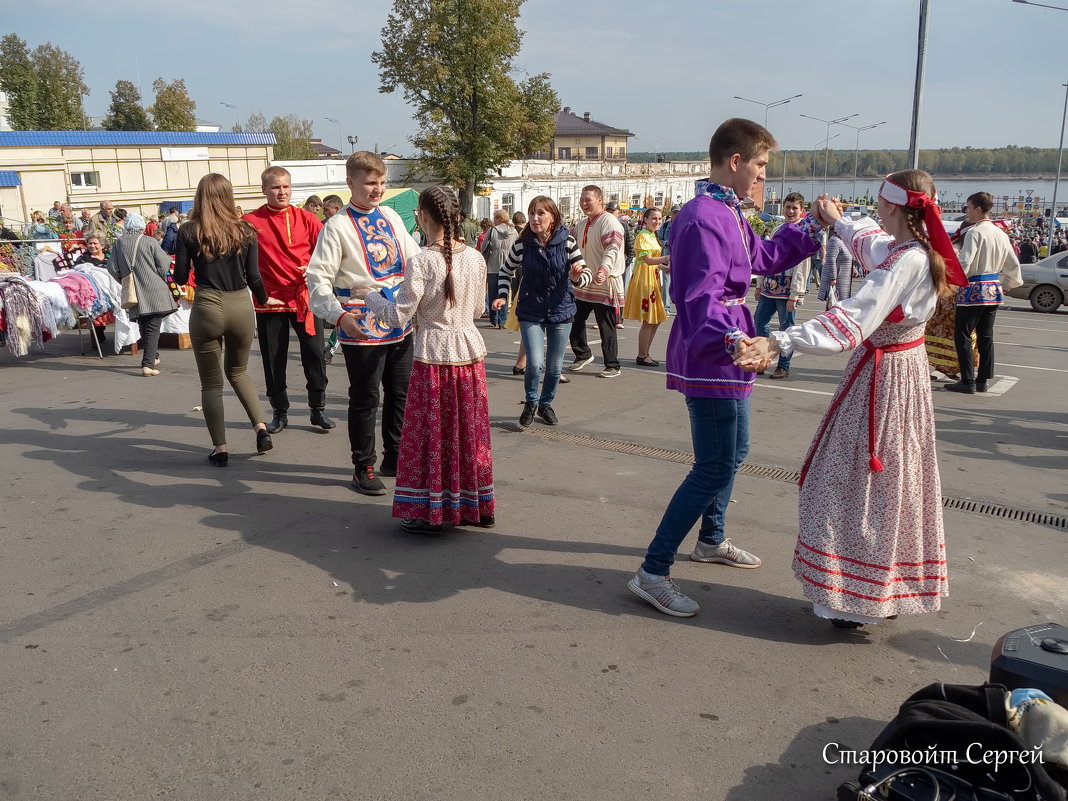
[{"x1": 380, "y1": 188, "x2": 418, "y2": 234}]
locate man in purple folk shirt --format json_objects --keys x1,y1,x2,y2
[{"x1": 627, "y1": 117, "x2": 822, "y2": 618}]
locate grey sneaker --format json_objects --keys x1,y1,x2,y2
[
  {"x1": 627, "y1": 569, "x2": 699, "y2": 617},
  {"x1": 568, "y1": 355, "x2": 594, "y2": 372},
  {"x1": 598, "y1": 367, "x2": 621, "y2": 379},
  {"x1": 690, "y1": 539, "x2": 761, "y2": 569}
]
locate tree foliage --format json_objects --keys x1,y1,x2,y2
[
  {"x1": 269, "y1": 114, "x2": 316, "y2": 160},
  {"x1": 372, "y1": 0, "x2": 559, "y2": 213},
  {"x1": 149, "y1": 78, "x2": 196, "y2": 131},
  {"x1": 0, "y1": 34, "x2": 89, "y2": 130},
  {"x1": 102, "y1": 79, "x2": 151, "y2": 131},
  {"x1": 233, "y1": 111, "x2": 267, "y2": 134}
]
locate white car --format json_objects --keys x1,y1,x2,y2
[{"x1": 1004, "y1": 251, "x2": 1068, "y2": 312}]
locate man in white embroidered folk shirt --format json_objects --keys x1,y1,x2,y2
[
  {"x1": 568, "y1": 185, "x2": 626, "y2": 378},
  {"x1": 945, "y1": 191, "x2": 1022, "y2": 395}
]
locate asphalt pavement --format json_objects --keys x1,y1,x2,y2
[{"x1": 0, "y1": 297, "x2": 1065, "y2": 801}]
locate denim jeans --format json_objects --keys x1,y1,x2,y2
[
  {"x1": 487, "y1": 274, "x2": 507, "y2": 326},
  {"x1": 660, "y1": 269, "x2": 672, "y2": 313},
  {"x1": 753, "y1": 295, "x2": 796, "y2": 370},
  {"x1": 641, "y1": 396, "x2": 751, "y2": 576},
  {"x1": 519, "y1": 320, "x2": 570, "y2": 405}
]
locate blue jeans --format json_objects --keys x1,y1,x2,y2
[
  {"x1": 660, "y1": 269, "x2": 672, "y2": 313},
  {"x1": 753, "y1": 295, "x2": 795, "y2": 370},
  {"x1": 487, "y1": 275, "x2": 507, "y2": 326},
  {"x1": 519, "y1": 320, "x2": 570, "y2": 405},
  {"x1": 641, "y1": 396, "x2": 751, "y2": 576}
]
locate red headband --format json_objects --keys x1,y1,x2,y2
[{"x1": 879, "y1": 177, "x2": 968, "y2": 287}]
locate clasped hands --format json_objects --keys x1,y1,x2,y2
[{"x1": 733, "y1": 335, "x2": 781, "y2": 373}]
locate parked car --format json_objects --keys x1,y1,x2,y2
[{"x1": 1004, "y1": 251, "x2": 1068, "y2": 312}]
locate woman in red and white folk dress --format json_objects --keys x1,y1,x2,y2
[
  {"x1": 736, "y1": 170, "x2": 969, "y2": 628},
  {"x1": 354, "y1": 186, "x2": 495, "y2": 533}
]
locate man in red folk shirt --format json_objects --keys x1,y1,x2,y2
[{"x1": 244, "y1": 166, "x2": 334, "y2": 433}]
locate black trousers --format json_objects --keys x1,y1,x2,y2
[
  {"x1": 954, "y1": 305, "x2": 997, "y2": 383},
  {"x1": 256, "y1": 312, "x2": 327, "y2": 411},
  {"x1": 569, "y1": 300, "x2": 619, "y2": 369},
  {"x1": 137, "y1": 313, "x2": 167, "y2": 368},
  {"x1": 341, "y1": 336, "x2": 414, "y2": 468}
]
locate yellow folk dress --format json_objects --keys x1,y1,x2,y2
[{"x1": 623, "y1": 228, "x2": 667, "y2": 324}]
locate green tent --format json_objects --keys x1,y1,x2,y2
[{"x1": 381, "y1": 188, "x2": 419, "y2": 234}]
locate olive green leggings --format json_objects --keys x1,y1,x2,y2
[{"x1": 189, "y1": 289, "x2": 265, "y2": 446}]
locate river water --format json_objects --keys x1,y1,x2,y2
[{"x1": 771, "y1": 177, "x2": 1067, "y2": 213}]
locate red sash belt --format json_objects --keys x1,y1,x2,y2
[
  {"x1": 799, "y1": 335, "x2": 925, "y2": 488},
  {"x1": 255, "y1": 274, "x2": 317, "y2": 336}
]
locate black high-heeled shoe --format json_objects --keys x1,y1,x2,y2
[
  {"x1": 256, "y1": 429, "x2": 273, "y2": 454},
  {"x1": 511, "y1": 365, "x2": 525, "y2": 376},
  {"x1": 208, "y1": 449, "x2": 229, "y2": 467}
]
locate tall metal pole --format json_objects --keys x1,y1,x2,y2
[
  {"x1": 781, "y1": 150, "x2": 788, "y2": 207},
  {"x1": 801, "y1": 113, "x2": 857, "y2": 194},
  {"x1": 908, "y1": 0, "x2": 930, "y2": 169},
  {"x1": 1048, "y1": 82, "x2": 1068, "y2": 255}
]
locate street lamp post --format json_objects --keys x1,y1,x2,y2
[
  {"x1": 1012, "y1": 0, "x2": 1068, "y2": 10},
  {"x1": 220, "y1": 101, "x2": 239, "y2": 129},
  {"x1": 908, "y1": 0, "x2": 930, "y2": 169},
  {"x1": 733, "y1": 93, "x2": 803, "y2": 129},
  {"x1": 834, "y1": 120, "x2": 887, "y2": 202},
  {"x1": 1047, "y1": 83, "x2": 1068, "y2": 254},
  {"x1": 347, "y1": 135, "x2": 359, "y2": 155},
  {"x1": 734, "y1": 94, "x2": 803, "y2": 203},
  {"x1": 324, "y1": 117, "x2": 342, "y2": 153},
  {"x1": 811, "y1": 134, "x2": 841, "y2": 199},
  {"x1": 800, "y1": 112, "x2": 858, "y2": 193}
]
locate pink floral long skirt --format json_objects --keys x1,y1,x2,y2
[
  {"x1": 793, "y1": 321, "x2": 948, "y2": 620},
  {"x1": 393, "y1": 359, "x2": 495, "y2": 526}
]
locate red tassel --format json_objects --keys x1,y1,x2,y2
[{"x1": 870, "y1": 455, "x2": 884, "y2": 472}]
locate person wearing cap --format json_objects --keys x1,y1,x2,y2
[
  {"x1": 734, "y1": 169, "x2": 969, "y2": 628},
  {"x1": 106, "y1": 213, "x2": 178, "y2": 376}
]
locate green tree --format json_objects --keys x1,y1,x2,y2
[
  {"x1": 149, "y1": 78, "x2": 196, "y2": 131},
  {"x1": 0, "y1": 34, "x2": 38, "y2": 129},
  {"x1": 102, "y1": 79, "x2": 152, "y2": 130},
  {"x1": 33, "y1": 42, "x2": 90, "y2": 129},
  {"x1": 234, "y1": 111, "x2": 268, "y2": 134},
  {"x1": 0, "y1": 36, "x2": 89, "y2": 129},
  {"x1": 373, "y1": 0, "x2": 558, "y2": 213},
  {"x1": 515, "y1": 73, "x2": 560, "y2": 156},
  {"x1": 269, "y1": 114, "x2": 316, "y2": 160}
]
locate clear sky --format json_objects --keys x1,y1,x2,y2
[{"x1": 4, "y1": 0, "x2": 1067, "y2": 155}]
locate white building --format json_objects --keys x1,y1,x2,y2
[{"x1": 279, "y1": 157, "x2": 710, "y2": 223}]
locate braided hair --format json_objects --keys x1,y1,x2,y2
[
  {"x1": 418, "y1": 186, "x2": 464, "y2": 307},
  {"x1": 889, "y1": 169, "x2": 953, "y2": 298}
]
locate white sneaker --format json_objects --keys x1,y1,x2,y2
[
  {"x1": 690, "y1": 539, "x2": 761, "y2": 568},
  {"x1": 627, "y1": 569, "x2": 699, "y2": 617}
]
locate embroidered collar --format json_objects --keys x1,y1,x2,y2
[
  {"x1": 348, "y1": 202, "x2": 378, "y2": 215},
  {"x1": 694, "y1": 180, "x2": 741, "y2": 209}
]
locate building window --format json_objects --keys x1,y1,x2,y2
[
  {"x1": 618, "y1": 148, "x2": 626, "y2": 160},
  {"x1": 606, "y1": 146, "x2": 613, "y2": 158},
  {"x1": 501, "y1": 193, "x2": 515, "y2": 215},
  {"x1": 559, "y1": 197, "x2": 571, "y2": 218},
  {"x1": 654, "y1": 192, "x2": 665, "y2": 208},
  {"x1": 608, "y1": 193, "x2": 619, "y2": 203},
  {"x1": 630, "y1": 194, "x2": 642, "y2": 208},
  {"x1": 585, "y1": 146, "x2": 598, "y2": 160},
  {"x1": 558, "y1": 147, "x2": 572, "y2": 159},
  {"x1": 70, "y1": 171, "x2": 100, "y2": 189}
]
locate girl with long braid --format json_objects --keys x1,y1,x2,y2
[
  {"x1": 353, "y1": 186, "x2": 494, "y2": 533},
  {"x1": 735, "y1": 170, "x2": 969, "y2": 629}
]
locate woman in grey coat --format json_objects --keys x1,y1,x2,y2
[
  {"x1": 479, "y1": 209, "x2": 518, "y2": 329},
  {"x1": 107, "y1": 213, "x2": 177, "y2": 376}
]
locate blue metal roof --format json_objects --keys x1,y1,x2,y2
[
  {"x1": 0, "y1": 170, "x2": 20, "y2": 187},
  {"x1": 0, "y1": 131, "x2": 277, "y2": 147}
]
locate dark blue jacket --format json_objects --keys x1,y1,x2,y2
[{"x1": 514, "y1": 226, "x2": 577, "y2": 325}]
